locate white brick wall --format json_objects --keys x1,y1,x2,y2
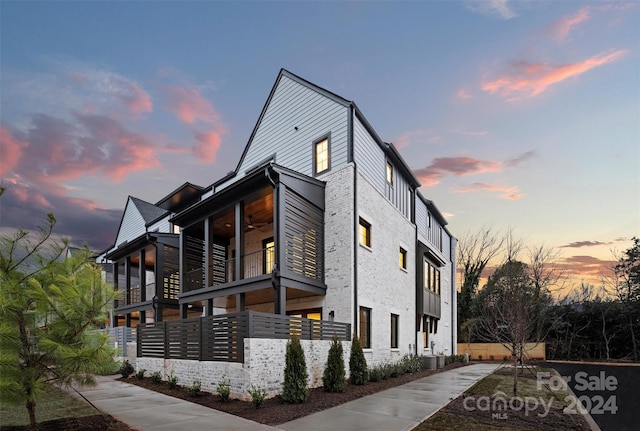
[{"x1": 135, "y1": 338, "x2": 352, "y2": 401}]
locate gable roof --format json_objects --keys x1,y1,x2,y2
[
  {"x1": 155, "y1": 182, "x2": 204, "y2": 212},
  {"x1": 230, "y1": 68, "x2": 420, "y2": 191},
  {"x1": 130, "y1": 196, "x2": 169, "y2": 225}
]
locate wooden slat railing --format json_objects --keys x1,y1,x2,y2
[{"x1": 137, "y1": 311, "x2": 351, "y2": 363}]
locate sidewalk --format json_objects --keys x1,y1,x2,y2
[
  {"x1": 73, "y1": 375, "x2": 277, "y2": 431},
  {"x1": 279, "y1": 363, "x2": 500, "y2": 431},
  {"x1": 75, "y1": 363, "x2": 499, "y2": 431}
]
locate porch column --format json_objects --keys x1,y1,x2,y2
[
  {"x1": 205, "y1": 298, "x2": 214, "y2": 316},
  {"x1": 151, "y1": 243, "x2": 162, "y2": 322},
  {"x1": 180, "y1": 303, "x2": 188, "y2": 319},
  {"x1": 204, "y1": 217, "x2": 212, "y2": 288},
  {"x1": 140, "y1": 310, "x2": 146, "y2": 324},
  {"x1": 234, "y1": 201, "x2": 244, "y2": 282},
  {"x1": 112, "y1": 262, "x2": 119, "y2": 310},
  {"x1": 125, "y1": 313, "x2": 131, "y2": 327},
  {"x1": 139, "y1": 248, "x2": 146, "y2": 302},
  {"x1": 273, "y1": 182, "x2": 286, "y2": 315},
  {"x1": 236, "y1": 293, "x2": 245, "y2": 312},
  {"x1": 125, "y1": 257, "x2": 131, "y2": 306}
]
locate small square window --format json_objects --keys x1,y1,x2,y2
[
  {"x1": 359, "y1": 307, "x2": 371, "y2": 349},
  {"x1": 386, "y1": 162, "x2": 394, "y2": 184},
  {"x1": 359, "y1": 218, "x2": 371, "y2": 248},
  {"x1": 391, "y1": 314, "x2": 399, "y2": 348},
  {"x1": 314, "y1": 137, "x2": 330, "y2": 174},
  {"x1": 399, "y1": 247, "x2": 407, "y2": 269}
]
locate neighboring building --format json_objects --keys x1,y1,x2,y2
[
  {"x1": 101, "y1": 69, "x2": 456, "y2": 368},
  {"x1": 97, "y1": 182, "x2": 204, "y2": 326}
]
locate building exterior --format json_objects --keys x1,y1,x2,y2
[{"x1": 101, "y1": 69, "x2": 456, "y2": 372}]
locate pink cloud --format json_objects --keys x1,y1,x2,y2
[
  {"x1": 560, "y1": 255, "x2": 617, "y2": 277},
  {"x1": 454, "y1": 182, "x2": 524, "y2": 200},
  {"x1": 193, "y1": 130, "x2": 223, "y2": 162},
  {"x1": 394, "y1": 129, "x2": 441, "y2": 149},
  {"x1": 163, "y1": 86, "x2": 221, "y2": 125},
  {"x1": 0, "y1": 126, "x2": 29, "y2": 176},
  {"x1": 456, "y1": 88, "x2": 473, "y2": 100},
  {"x1": 547, "y1": 7, "x2": 591, "y2": 40},
  {"x1": 119, "y1": 82, "x2": 152, "y2": 114},
  {"x1": 482, "y1": 50, "x2": 627, "y2": 100}
]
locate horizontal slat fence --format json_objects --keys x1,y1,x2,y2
[{"x1": 137, "y1": 311, "x2": 350, "y2": 363}]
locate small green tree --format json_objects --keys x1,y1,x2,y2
[
  {"x1": 0, "y1": 196, "x2": 117, "y2": 431},
  {"x1": 349, "y1": 334, "x2": 368, "y2": 385},
  {"x1": 281, "y1": 336, "x2": 308, "y2": 403},
  {"x1": 322, "y1": 336, "x2": 346, "y2": 392}
]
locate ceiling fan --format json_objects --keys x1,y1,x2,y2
[{"x1": 246, "y1": 215, "x2": 268, "y2": 231}]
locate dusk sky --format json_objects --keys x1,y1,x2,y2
[{"x1": 1, "y1": 1, "x2": 638, "y2": 291}]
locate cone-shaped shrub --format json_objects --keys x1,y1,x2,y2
[
  {"x1": 349, "y1": 334, "x2": 368, "y2": 385},
  {"x1": 282, "y1": 336, "x2": 309, "y2": 403},
  {"x1": 322, "y1": 336, "x2": 346, "y2": 392}
]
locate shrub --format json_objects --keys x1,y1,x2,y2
[
  {"x1": 478, "y1": 355, "x2": 483, "y2": 361},
  {"x1": 490, "y1": 355, "x2": 495, "y2": 361},
  {"x1": 135, "y1": 369, "x2": 146, "y2": 379},
  {"x1": 167, "y1": 372, "x2": 178, "y2": 389},
  {"x1": 282, "y1": 336, "x2": 309, "y2": 403},
  {"x1": 322, "y1": 336, "x2": 346, "y2": 393},
  {"x1": 389, "y1": 362, "x2": 403, "y2": 378},
  {"x1": 368, "y1": 365, "x2": 383, "y2": 382},
  {"x1": 248, "y1": 385, "x2": 267, "y2": 409},
  {"x1": 186, "y1": 380, "x2": 202, "y2": 397},
  {"x1": 401, "y1": 354, "x2": 422, "y2": 374},
  {"x1": 349, "y1": 334, "x2": 368, "y2": 385},
  {"x1": 150, "y1": 371, "x2": 162, "y2": 383},
  {"x1": 445, "y1": 354, "x2": 466, "y2": 365},
  {"x1": 118, "y1": 360, "x2": 135, "y2": 378},
  {"x1": 216, "y1": 377, "x2": 231, "y2": 402}
]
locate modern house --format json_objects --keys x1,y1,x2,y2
[{"x1": 100, "y1": 69, "x2": 456, "y2": 395}]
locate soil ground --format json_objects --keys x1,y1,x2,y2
[
  {"x1": 126, "y1": 362, "x2": 468, "y2": 426},
  {"x1": 0, "y1": 414, "x2": 135, "y2": 431}
]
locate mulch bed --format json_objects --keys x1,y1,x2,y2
[
  {"x1": 125, "y1": 362, "x2": 468, "y2": 426},
  {"x1": 0, "y1": 414, "x2": 137, "y2": 431}
]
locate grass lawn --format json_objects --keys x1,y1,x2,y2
[
  {"x1": 415, "y1": 365, "x2": 589, "y2": 431},
  {"x1": 0, "y1": 384, "x2": 99, "y2": 427}
]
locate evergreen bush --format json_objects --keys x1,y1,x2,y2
[
  {"x1": 282, "y1": 336, "x2": 309, "y2": 403},
  {"x1": 322, "y1": 336, "x2": 346, "y2": 392},
  {"x1": 349, "y1": 334, "x2": 368, "y2": 385}
]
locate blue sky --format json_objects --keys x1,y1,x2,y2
[{"x1": 1, "y1": 1, "x2": 638, "y2": 288}]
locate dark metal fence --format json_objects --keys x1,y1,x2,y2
[{"x1": 137, "y1": 311, "x2": 351, "y2": 363}]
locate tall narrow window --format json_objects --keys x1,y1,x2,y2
[
  {"x1": 423, "y1": 316, "x2": 429, "y2": 349},
  {"x1": 399, "y1": 247, "x2": 407, "y2": 269},
  {"x1": 427, "y1": 213, "x2": 432, "y2": 228},
  {"x1": 262, "y1": 238, "x2": 275, "y2": 274},
  {"x1": 359, "y1": 218, "x2": 371, "y2": 248},
  {"x1": 390, "y1": 314, "x2": 399, "y2": 348},
  {"x1": 386, "y1": 161, "x2": 394, "y2": 184},
  {"x1": 359, "y1": 307, "x2": 371, "y2": 348},
  {"x1": 314, "y1": 137, "x2": 330, "y2": 175},
  {"x1": 439, "y1": 227, "x2": 443, "y2": 251}
]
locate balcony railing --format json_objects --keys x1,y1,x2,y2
[
  {"x1": 137, "y1": 311, "x2": 351, "y2": 363},
  {"x1": 184, "y1": 247, "x2": 274, "y2": 293}
]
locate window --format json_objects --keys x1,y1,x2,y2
[
  {"x1": 288, "y1": 308, "x2": 322, "y2": 320},
  {"x1": 314, "y1": 137, "x2": 330, "y2": 174},
  {"x1": 427, "y1": 213, "x2": 432, "y2": 228},
  {"x1": 359, "y1": 218, "x2": 371, "y2": 248},
  {"x1": 359, "y1": 307, "x2": 371, "y2": 348},
  {"x1": 424, "y1": 259, "x2": 441, "y2": 295},
  {"x1": 399, "y1": 247, "x2": 407, "y2": 269},
  {"x1": 262, "y1": 238, "x2": 275, "y2": 274},
  {"x1": 439, "y1": 227, "x2": 443, "y2": 251},
  {"x1": 423, "y1": 316, "x2": 429, "y2": 349},
  {"x1": 390, "y1": 314, "x2": 399, "y2": 348},
  {"x1": 386, "y1": 161, "x2": 394, "y2": 184}
]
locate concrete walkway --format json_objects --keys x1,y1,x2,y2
[
  {"x1": 74, "y1": 363, "x2": 499, "y2": 431},
  {"x1": 73, "y1": 375, "x2": 276, "y2": 431},
  {"x1": 279, "y1": 363, "x2": 500, "y2": 431}
]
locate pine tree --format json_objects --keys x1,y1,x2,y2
[
  {"x1": 281, "y1": 336, "x2": 309, "y2": 403},
  {"x1": 322, "y1": 336, "x2": 346, "y2": 392},
  {"x1": 0, "y1": 199, "x2": 117, "y2": 431},
  {"x1": 349, "y1": 334, "x2": 368, "y2": 385}
]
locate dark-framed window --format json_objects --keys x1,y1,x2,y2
[
  {"x1": 424, "y1": 259, "x2": 441, "y2": 295},
  {"x1": 287, "y1": 308, "x2": 322, "y2": 320},
  {"x1": 399, "y1": 247, "x2": 407, "y2": 269},
  {"x1": 391, "y1": 314, "x2": 399, "y2": 348},
  {"x1": 423, "y1": 315, "x2": 429, "y2": 348},
  {"x1": 359, "y1": 217, "x2": 371, "y2": 248},
  {"x1": 262, "y1": 237, "x2": 275, "y2": 274},
  {"x1": 359, "y1": 306, "x2": 371, "y2": 348},
  {"x1": 386, "y1": 161, "x2": 394, "y2": 184},
  {"x1": 313, "y1": 135, "x2": 330, "y2": 175}
]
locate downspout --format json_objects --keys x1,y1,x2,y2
[
  {"x1": 349, "y1": 106, "x2": 358, "y2": 337},
  {"x1": 450, "y1": 234, "x2": 457, "y2": 354}
]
